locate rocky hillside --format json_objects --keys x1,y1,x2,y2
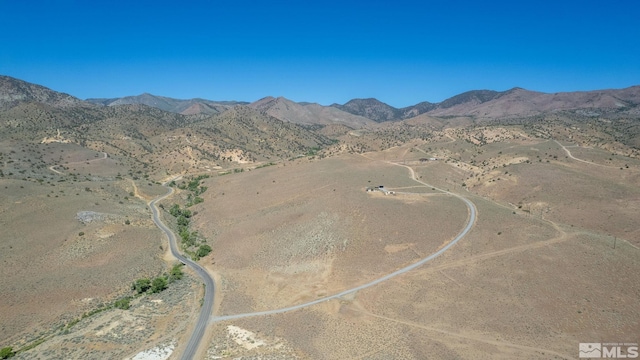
[
  {"x1": 333, "y1": 86, "x2": 640, "y2": 121},
  {"x1": 0, "y1": 77, "x2": 334, "y2": 166},
  {"x1": 426, "y1": 87, "x2": 640, "y2": 118},
  {"x1": 196, "y1": 105, "x2": 333, "y2": 159},
  {"x1": 331, "y1": 98, "x2": 402, "y2": 122},
  {"x1": 249, "y1": 96, "x2": 374, "y2": 128},
  {"x1": 0, "y1": 75, "x2": 86, "y2": 109}
]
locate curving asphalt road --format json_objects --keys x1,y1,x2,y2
[
  {"x1": 213, "y1": 162, "x2": 477, "y2": 323},
  {"x1": 148, "y1": 182, "x2": 215, "y2": 360}
]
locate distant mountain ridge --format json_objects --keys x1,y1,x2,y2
[
  {"x1": 1, "y1": 74, "x2": 640, "y2": 169},
  {"x1": 0, "y1": 76, "x2": 333, "y2": 164},
  {"x1": 87, "y1": 93, "x2": 248, "y2": 115},
  {"x1": 3, "y1": 74, "x2": 640, "y2": 123},
  {"x1": 425, "y1": 87, "x2": 640, "y2": 118},
  {"x1": 332, "y1": 86, "x2": 640, "y2": 120}
]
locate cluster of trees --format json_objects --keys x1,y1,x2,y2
[
  {"x1": 131, "y1": 277, "x2": 167, "y2": 295},
  {"x1": 169, "y1": 204, "x2": 211, "y2": 260},
  {"x1": 171, "y1": 174, "x2": 210, "y2": 207},
  {"x1": 167, "y1": 174, "x2": 213, "y2": 260},
  {"x1": 131, "y1": 263, "x2": 184, "y2": 297}
]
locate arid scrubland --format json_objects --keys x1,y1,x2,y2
[{"x1": 1, "y1": 76, "x2": 639, "y2": 359}]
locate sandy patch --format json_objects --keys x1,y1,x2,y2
[
  {"x1": 129, "y1": 343, "x2": 175, "y2": 360},
  {"x1": 227, "y1": 325, "x2": 266, "y2": 350}
]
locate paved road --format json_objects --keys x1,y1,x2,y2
[
  {"x1": 149, "y1": 183, "x2": 215, "y2": 360},
  {"x1": 213, "y1": 162, "x2": 477, "y2": 322}
]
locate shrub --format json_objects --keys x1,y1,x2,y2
[
  {"x1": 0, "y1": 347, "x2": 15, "y2": 359},
  {"x1": 169, "y1": 204, "x2": 181, "y2": 217},
  {"x1": 170, "y1": 264, "x2": 183, "y2": 281},
  {"x1": 114, "y1": 297, "x2": 131, "y2": 310},
  {"x1": 132, "y1": 278, "x2": 151, "y2": 294},
  {"x1": 196, "y1": 244, "x2": 212, "y2": 258},
  {"x1": 177, "y1": 215, "x2": 189, "y2": 227},
  {"x1": 150, "y1": 277, "x2": 167, "y2": 293}
]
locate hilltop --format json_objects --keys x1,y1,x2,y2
[
  {"x1": 0, "y1": 75, "x2": 87, "y2": 109},
  {"x1": 249, "y1": 96, "x2": 375, "y2": 128}
]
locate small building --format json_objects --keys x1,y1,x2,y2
[{"x1": 365, "y1": 186, "x2": 396, "y2": 196}]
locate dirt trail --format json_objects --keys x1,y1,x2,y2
[
  {"x1": 351, "y1": 303, "x2": 572, "y2": 359},
  {"x1": 48, "y1": 151, "x2": 108, "y2": 175},
  {"x1": 127, "y1": 178, "x2": 147, "y2": 201},
  {"x1": 554, "y1": 140, "x2": 618, "y2": 168},
  {"x1": 422, "y1": 232, "x2": 569, "y2": 275},
  {"x1": 48, "y1": 165, "x2": 63, "y2": 174}
]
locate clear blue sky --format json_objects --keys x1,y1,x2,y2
[{"x1": 1, "y1": 0, "x2": 639, "y2": 107}]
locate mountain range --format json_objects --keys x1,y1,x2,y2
[
  {"x1": 86, "y1": 93, "x2": 247, "y2": 116},
  {"x1": 2, "y1": 74, "x2": 640, "y2": 130},
  {"x1": 79, "y1": 81, "x2": 640, "y2": 122}
]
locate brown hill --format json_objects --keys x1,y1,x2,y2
[
  {"x1": 331, "y1": 98, "x2": 402, "y2": 122},
  {"x1": 0, "y1": 77, "x2": 334, "y2": 170},
  {"x1": 333, "y1": 86, "x2": 640, "y2": 122},
  {"x1": 195, "y1": 105, "x2": 333, "y2": 159},
  {"x1": 249, "y1": 96, "x2": 374, "y2": 128},
  {"x1": 426, "y1": 86, "x2": 640, "y2": 118}
]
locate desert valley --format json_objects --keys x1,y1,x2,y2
[{"x1": 0, "y1": 75, "x2": 639, "y2": 359}]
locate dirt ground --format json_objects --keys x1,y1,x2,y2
[
  {"x1": 0, "y1": 144, "x2": 191, "y2": 358},
  {"x1": 197, "y1": 143, "x2": 639, "y2": 359},
  {"x1": 2, "y1": 136, "x2": 638, "y2": 359}
]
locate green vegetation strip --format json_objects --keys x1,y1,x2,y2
[{"x1": 167, "y1": 174, "x2": 212, "y2": 260}]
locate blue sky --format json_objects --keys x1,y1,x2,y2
[{"x1": 1, "y1": 0, "x2": 639, "y2": 107}]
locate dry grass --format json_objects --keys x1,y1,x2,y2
[
  {"x1": 200, "y1": 140, "x2": 640, "y2": 359},
  {"x1": 0, "y1": 145, "x2": 172, "y2": 351},
  {"x1": 2, "y1": 129, "x2": 639, "y2": 359}
]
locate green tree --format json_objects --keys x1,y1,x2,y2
[
  {"x1": 169, "y1": 264, "x2": 183, "y2": 281},
  {"x1": 132, "y1": 278, "x2": 151, "y2": 294},
  {"x1": 150, "y1": 277, "x2": 167, "y2": 293},
  {"x1": 0, "y1": 347, "x2": 14, "y2": 359},
  {"x1": 177, "y1": 215, "x2": 189, "y2": 227},
  {"x1": 169, "y1": 204, "x2": 181, "y2": 217},
  {"x1": 114, "y1": 297, "x2": 131, "y2": 310},
  {"x1": 196, "y1": 244, "x2": 212, "y2": 258}
]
